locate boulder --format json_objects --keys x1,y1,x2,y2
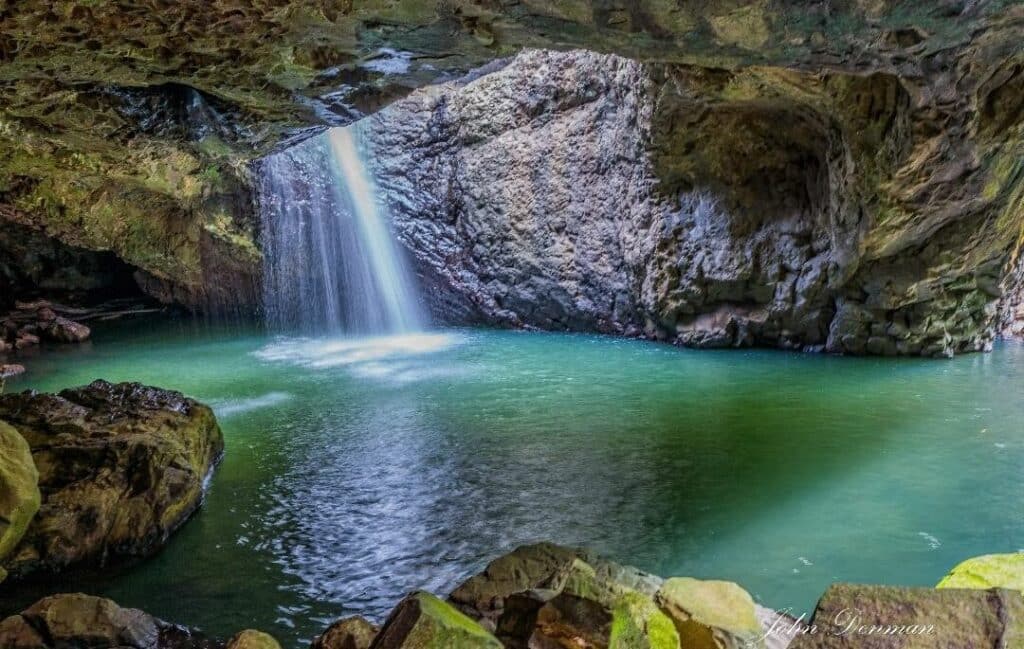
[
  {"x1": 789, "y1": 583, "x2": 1024, "y2": 648},
  {"x1": 372, "y1": 591, "x2": 502, "y2": 649},
  {"x1": 937, "y1": 553, "x2": 1024, "y2": 594},
  {"x1": 0, "y1": 422, "x2": 39, "y2": 582},
  {"x1": 449, "y1": 542, "x2": 662, "y2": 627},
  {"x1": 450, "y1": 543, "x2": 762, "y2": 649},
  {"x1": 41, "y1": 316, "x2": 90, "y2": 343},
  {"x1": 226, "y1": 630, "x2": 281, "y2": 649},
  {"x1": 654, "y1": 578, "x2": 764, "y2": 649},
  {"x1": 0, "y1": 593, "x2": 224, "y2": 649},
  {"x1": 0, "y1": 380, "x2": 224, "y2": 581},
  {"x1": 311, "y1": 616, "x2": 378, "y2": 649}
]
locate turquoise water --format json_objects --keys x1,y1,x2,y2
[{"x1": 2, "y1": 319, "x2": 1022, "y2": 646}]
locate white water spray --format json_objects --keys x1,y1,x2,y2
[{"x1": 258, "y1": 124, "x2": 424, "y2": 335}]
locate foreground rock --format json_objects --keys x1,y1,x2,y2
[
  {"x1": 0, "y1": 422, "x2": 39, "y2": 583},
  {"x1": 310, "y1": 617, "x2": 378, "y2": 649},
  {"x1": 373, "y1": 592, "x2": 502, "y2": 649},
  {"x1": 0, "y1": 380, "x2": 224, "y2": 582},
  {"x1": 789, "y1": 583, "x2": 1024, "y2": 648},
  {"x1": 449, "y1": 542, "x2": 763, "y2": 649},
  {"x1": 0, "y1": 593, "x2": 270, "y2": 649}
]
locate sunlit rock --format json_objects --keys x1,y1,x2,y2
[
  {"x1": 655, "y1": 578, "x2": 763, "y2": 649},
  {"x1": 938, "y1": 553, "x2": 1024, "y2": 594}
]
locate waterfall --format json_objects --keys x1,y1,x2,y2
[{"x1": 257, "y1": 124, "x2": 424, "y2": 335}]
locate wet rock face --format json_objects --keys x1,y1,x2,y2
[
  {"x1": 0, "y1": 381, "x2": 224, "y2": 582},
  {"x1": 362, "y1": 47, "x2": 1024, "y2": 356}
]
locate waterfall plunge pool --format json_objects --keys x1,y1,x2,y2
[{"x1": 2, "y1": 318, "x2": 1022, "y2": 647}]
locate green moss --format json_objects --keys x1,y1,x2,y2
[
  {"x1": 609, "y1": 591, "x2": 680, "y2": 649},
  {"x1": 0, "y1": 421, "x2": 40, "y2": 578}
]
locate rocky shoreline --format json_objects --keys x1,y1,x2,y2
[
  {"x1": 1, "y1": 382, "x2": 1022, "y2": 649},
  {"x1": 2, "y1": 543, "x2": 1023, "y2": 649}
]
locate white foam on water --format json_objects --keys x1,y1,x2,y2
[
  {"x1": 254, "y1": 333, "x2": 461, "y2": 384},
  {"x1": 214, "y1": 392, "x2": 293, "y2": 418}
]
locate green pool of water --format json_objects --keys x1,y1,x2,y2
[{"x1": 2, "y1": 319, "x2": 1022, "y2": 646}]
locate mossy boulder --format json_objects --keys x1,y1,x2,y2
[
  {"x1": 937, "y1": 553, "x2": 1024, "y2": 594},
  {"x1": 226, "y1": 630, "x2": 282, "y2": 649},
  {"x1": 0, "y1": 380, "x2": 224, "y2": 582},
  {"x1": 372, "y1": 591, "x2": 502, "y2": 649},
  {"x1": 654, "y1": 578, "x2": 763, "y2": 649},
  {"x1": 609, "y1": 591, "x2": 680, "y2": 649},
  {"x1": 450, "y1": 543, "x2": 767, "y2": 649},
  {"x1": 0, "y1": 421, "x2": 40, "y2": 582},
  {"x1": 311, "y1": 616, "x2": 378, "y2": 649}
]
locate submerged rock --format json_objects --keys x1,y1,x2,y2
[
  {"x1": 311, "y1": 616, "x2": 378, "y2": 649},
  {"x1": 789, "y1": 583, "x2": 1024, "y2": 648},
  {"x1": 937, "y1": 553, "x2": 1024, "y2": 594},
  {"x1": 0, "y1": 422, "x2": 39, "y2": 583},
  {"x1": 372, "y1": 591, "x2": 502, "y2": 649},
  {"x1": 0, "y1": 380, "x2": 224, "y2": 581}
]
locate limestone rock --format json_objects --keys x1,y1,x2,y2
[
  {"x1": 789, "y1": 583, "x2": 1024, "y2": 648},
  {"x1": 937, "y1": 553, "x2": 1024, "y2": 593},
  {"x1": 0, "y1": 380, "x2": 224, "y2": 581},
  {"x1": 2, "y1": 3, "x2": 1023, "y2": 340},
  {"x1": 654, "y1": 578, "x2": 763, "y2": 649},
  {"x1": 0, "y1": 422, "x2": 39, "y2": 582},
  {"x1": 226, "y1": 630, "x2": 281, "y2": 649},
  {"x1": 362, "y1": 46, "x2": 1024, "y2": 357},
  {"x1": 372, "y1": 591, "x2": 502, "y2": 649},
  {"x1": 311, "y1": 616, "x2": 378, "y2": 649}
]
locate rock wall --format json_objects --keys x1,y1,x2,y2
[
  {"x1": 2, "y1": 2, "x2": 1022, "y2": 319},
  {"x1": 362, "y1": 48, "x2": 1024, "y2": 356}
]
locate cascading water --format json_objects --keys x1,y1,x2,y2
[{"x1": 257, "y1": 124, "x2": 424, "y2": 335}]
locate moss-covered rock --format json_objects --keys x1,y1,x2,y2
[
  {"x1": 937, "y1": 553, "x2": 1024, "y2": 594},
  {"x1": 449, "y1": 543, "x2": 770, "y2": 649},
  {"x1": 655, "y1": 578, "x2": 763, "y2": 649},
  {"x1": 0, "y1": 380, "x2": 224, "y2": 582},
  {"x1": 226, "y1": 630, "x2": 282, "y2": 649},
  {"x1": 372, "y1": 591, "x2": 502, "y2": 649},
  {"x1": 789, "y1": 583, "x2": 1024, "y2": 649},
  {"x1": 0, "y1": 421, "x2": 39, "y2": 583}
]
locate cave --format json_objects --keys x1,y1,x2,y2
[{"x1": 2, "y1": 4, "x2": 1024, "y2": 649}]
